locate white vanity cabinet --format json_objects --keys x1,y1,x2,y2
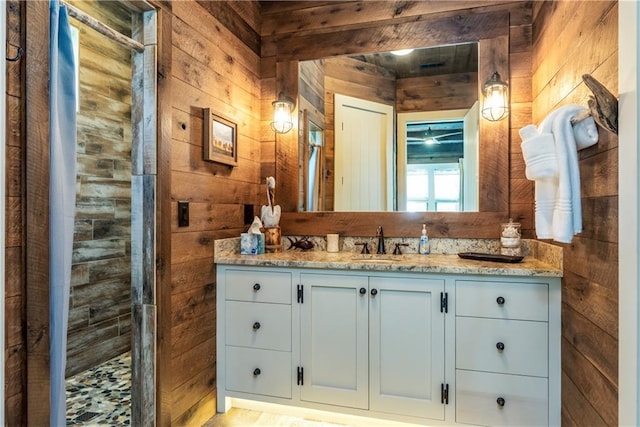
[
  {"x1": 454, "y1": 279, "x2": 559, "y2": 427},
  {"x1": 299, "y1": 274, "x2": 369, "y2": 409},
  {"x1": 221, "y1": 269, "x2": 293, "y2": 400},
  {"x1": 299, "y1": 274, "x2": 445, "y2": 419},
  {"x1": 368, "y1": 276, "x2": 445, "y2": 420},
  {"x1": 216, "y1": 264, "x2": 560, "y2": 427}
]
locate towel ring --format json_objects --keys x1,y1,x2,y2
[{"x1": 6, "y1": 46, "x2": 23, "y2": 62}]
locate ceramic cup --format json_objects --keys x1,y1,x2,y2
[{"x1": 326, "y1": 234, "x2": 339, "y2": 253}]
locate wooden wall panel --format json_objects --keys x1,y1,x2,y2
[
  {"x1": 532, "y1": 1, "x2": 619, "y2": 425},
  {"x1": 5, "y1": 0, "x2": 26, "y2": 422},
  {"x1": 168, "y1": 1, "x2": 262, "y2": 425}
]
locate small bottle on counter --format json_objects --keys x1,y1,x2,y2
[{"x1": 419, "y1": 224, "x2": 430, "y2": 255}]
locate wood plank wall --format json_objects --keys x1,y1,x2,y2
[
  {"x1": 5, "y1": 0, "x2": 261, "y2": 424},
  {"x1": 168, "y1": 1, "x2": 262, "y2": 424},
  {"x1": 5, "y1": 1, "x2": 26, "y2": 424},
  {"x1": 531, "y1": 1, "x2": 618, "y2": 425},
  {"x1": 260, "y1": 1, "x2": 535, "y2": 237},
  {"x1": 66, "y1": 0, "x2": 134, "y2": 378}
]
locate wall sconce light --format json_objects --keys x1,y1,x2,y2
[
  {"x1": 271, "y1": 92, "x2": 295, "y2": 134},
  {"x1": 481, "y1": 71, "x2": 509, "y2": 121}
]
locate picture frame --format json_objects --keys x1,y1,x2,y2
[{"x1": 203, "y1": 108, "x2": 238, "y2": 167}]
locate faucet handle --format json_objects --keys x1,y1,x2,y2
[
  {"x1": 355, "y1": 242, "x2": 371, "y2": 254},
  {"x1": 393, "y1": 243, "x2": 409, "y2": 255}
]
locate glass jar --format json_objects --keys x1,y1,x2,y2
[{"x1": 500, "y1": 218, "x2": 521, "y2": 256}]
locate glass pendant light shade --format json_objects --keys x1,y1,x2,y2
[
  {"x1": 481, "y1": 71, "x2": 509, "y2": 122},
  {"x1": 271, "y1": 93, "x2": 294, "y2": 134}
]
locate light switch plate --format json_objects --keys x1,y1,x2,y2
[{"x1": 178, "y1": 201, "x2": 189, "y2": 227}]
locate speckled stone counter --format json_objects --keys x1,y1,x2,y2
[{"x1": 214, "y1": 237, "x2": 562, "y2": 277}]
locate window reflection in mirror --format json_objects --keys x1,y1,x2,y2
[{"x1": 398, "y1": 103, "x2": 480, "y2": 212}]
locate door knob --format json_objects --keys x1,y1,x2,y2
[
  {"x1": 497, "y1": 397, "x2": 505, "y2": 407},
  {"x1": 253, "y1": 322, "x2": 261, "y2": 330},
  {"x1": 253, "y1": 368, "x2": 261, "y2": 376},
  {"x1": 371, "y1": 288, "x2": 378, "y2": 296},
  {"x1": 496, "y1": 342, "x2": 505, "y2": 351},
  {"x1": 359, "y1": 287, "x2": 366, "y2": 295}
]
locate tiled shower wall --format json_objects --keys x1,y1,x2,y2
[{"x1": 66, "y1": 1, "x2": 133, "y2": 377}]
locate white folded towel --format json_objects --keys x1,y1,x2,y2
[
  {"x1": 520, "y1": 124, "x2": 558, "y2": 180},
  {"x1": 520, "y1": 105, "x2": 599, "y2": 243}
]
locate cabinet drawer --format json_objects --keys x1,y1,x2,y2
[
  {"x1": 226, "y1": 301, "x2": 291, "y2": 351},
  {"x1": 226, "y1": 346, "x2": 292, "y2": 399},
  {"x1": 226, "y1": 270, "x2": 291, "y2": 304},
  {"x1": 456, "y1": 280, "x2": 548, "y2": 321},
  {"x1": 456, "y1": 317, "x2": 548, "y2": 377},
  {"x1": 456, "y1": 370, "x2": 548, "y2": 427}
]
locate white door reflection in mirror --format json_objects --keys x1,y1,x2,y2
[
  {"x1": 462, "y1": 102, "x2": 479, "y2": 211},
  {"x1": 334, "y1": 94, "x2": 394, "y2": 211},
  {"x1": 398, "y1": 104, "x2": 479, "y2": 212}
]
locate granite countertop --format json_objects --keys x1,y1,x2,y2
[{"x1": 214, "y1": 237, "x2": 563, "y2": 278}]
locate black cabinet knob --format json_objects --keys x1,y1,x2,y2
[
  {"x1": 496, "y1": 342, "x2": 505, "y2": 351},
  {"x1": 253, "y1": 322, "x2": 261, "y2": 330},
  {"x1": 496, "y1": 296, "x2": 505, "y2": 305},
  {"x1": 253, "y1": 283, "x2": 261, "y2": 291},
  {"x1": 359, "y1": 287, "x2": 366, "y2": 295},
  {"x1": 371, "y1": 288, "x2": 378, "y2": 296},
  {"x1": 497, "y1": 397, "x2": 505, "y2": 407},
  {"x1": 253, "y1": 368, "x2": 261, "y2": 376}
]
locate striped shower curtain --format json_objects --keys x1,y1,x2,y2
[{"x1": 49, "y1": 0, "x2": 77, "y2": 424}]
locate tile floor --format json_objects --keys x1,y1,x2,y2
[{"x1": 66, "y1": 352, "x2": 131, "y2": 426}]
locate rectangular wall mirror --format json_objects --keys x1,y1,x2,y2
[
  {"x1": 298, "y1": 43, "x2": 481, "y2": 212},
  {"x1": 273, "y1": 10, "x2": 510, "y2": 236}
]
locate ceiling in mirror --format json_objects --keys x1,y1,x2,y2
[{"x1": 348, "y1": 43, "x2": 478, "y2": 79}]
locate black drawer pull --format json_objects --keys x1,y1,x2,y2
[
  {"x1": 359, "y1": 287, "x2": 366, "y2": 295},
  {"x1": 253, "y1": 283, "x2": 261, "y2": 291},
  {"x1": 371, "y1": 288, "x2": 378, "y2": 296},
  {"x1": 497, "y1": 397, "x2": 505, "y2": 407},
  {"x1": 496, "y1": 296, "x2": 505, "y2": 305},
  {"x1": 496, "y1": 342, "x2": 505, "y2": 351},
  {"x1": 253, "y1": 322, "x2": 261, "y2": 330},
  {"x1": 253, "y1": 368, "x2": 261, "y2": 376}
]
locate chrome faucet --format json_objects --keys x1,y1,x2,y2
[{"x1": 376, "y1": 225, "x2": 386, "y2": 254}]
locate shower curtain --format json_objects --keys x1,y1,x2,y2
[{"x1": 49, "y1": 1, "x2": 77, "y2": 425}]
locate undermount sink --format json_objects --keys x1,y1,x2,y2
[{"x1": 350, "y1": 256, "x2": 396, "y2": 263}]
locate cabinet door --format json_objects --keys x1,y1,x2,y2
[
  {"x1": 300, "y1": 273, "x2": 369, "y2": 409},
  {"x1": 369, "y1": 276, "x2": 445, "y2": 420}
]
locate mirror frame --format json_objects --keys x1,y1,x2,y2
[{"x1": 273, "y1": 10, "x2": 510, "y2": 238}]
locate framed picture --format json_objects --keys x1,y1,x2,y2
[{"x1": 204, "y1": 108, "x2": 238, "y2": 167}]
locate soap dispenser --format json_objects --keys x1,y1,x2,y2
[{"x1": 419, "y1": 224, "x2": 430, "y2": 255}]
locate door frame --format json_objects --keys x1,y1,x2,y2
[
  {"x1": 24, "y1": 1, "x2": 172, "y2": 424},
  {"x1": 619, "y1": 0, "x2": 639, "y2": 424},
  {"x1": 1, "y1": 3, "x2": 7, "y2": 424}
]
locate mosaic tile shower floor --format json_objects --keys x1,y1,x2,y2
[{"x1": 66, "y1": 352, "x2": 131, "y2": 426}]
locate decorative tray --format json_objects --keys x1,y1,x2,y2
[{"x1": 457, "y1": 252, "x2": 524, "y2": 263}]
